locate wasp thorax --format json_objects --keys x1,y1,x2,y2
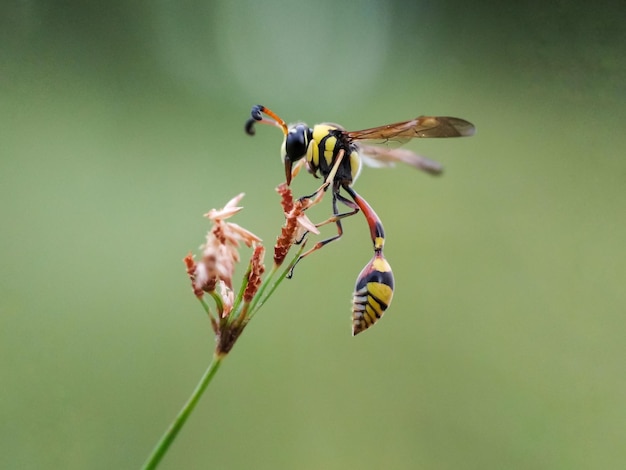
[{"x1": 284, "y1": 124, "x2": 312, "y2": 162}]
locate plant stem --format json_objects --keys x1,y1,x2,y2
[
  {"x1": 248, "y1": 243, "x2": 307, "y2": 318},
  {"x1": 141, "y1": 353, "x2": 225, "y2": 470}
]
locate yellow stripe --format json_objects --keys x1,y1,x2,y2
[
  {"x1": 310, "y1": 142, "x2": 319, "y2": 168},
  {"x1": 368, "y1": 297, "x2": 383, "y2": 316},
  {"x1": 365, "y1": 305, "x2": 376, "y2": 324},
  {"x1": 372, "y1": 257, "x2": 392, "y2": 272},
  {"x1": 373, "y1": 237, "x2": 384, "y2": 251},
  {"x1": 349, "y1": 150, "x2": 362, "y2": 181},
  {"x1": 323, "y1": 135, "x2": 337, "y2": 164},
  {"x1": 367, "y1": 282, "x2": 393, "y2": 308},
  {"x1": 311, "y1": 124, "x2": 338, "y2": 168},
  {"x1": 312, "y1": 124, "x2": 334, "y2": 142}
]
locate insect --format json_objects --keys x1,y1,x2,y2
[{"x1": 245, "y1": 105, "x2": 475, "y2": 335}]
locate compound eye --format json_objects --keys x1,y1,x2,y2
[{"x1": 285, "y1": 125, "x2": 309, "y2": 162}]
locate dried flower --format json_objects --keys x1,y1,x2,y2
[
  {"x1": 243, "y1": 245, "x2": 266, "y2": 303},
  {"x1": 204, "y1": 192, "x2": 244, "y2": 220},
  {"x1": 274, "y1": 183, "x2": 318, "y2": 267},
  {"x1": 184, "y1": 193, "x2": 272, "y2": 356},
  {"x1": 190, "y1": 193, "x2": 263, "y2": 292},
  {"x1": 218, "y1": 280, "x2": 234, "y2": 318}
]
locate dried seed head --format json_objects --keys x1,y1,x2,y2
[
  {"x1": 243, "y1": 245, "x2": 266, "y2": 303},
  {"x1": 273, "y1": 185, "x2": 319, "y2": 267},
  {"x1": 200, "y1": 245, "x2": 230, "y2": 290},
  {"x1": 204, "y1": 193, "x2": 245, "y2": 220},
  {"x1": 274, "y1": 210, "x2": 299, "y2": 267},
  {"x1": 192, "y1": 194, "x2": 263, "y2": 290},
  {"x1": 222, "y1": 222, "x2": 262, "y2": 248},
  {"x1": 276, "y1": 182, "x2": 294, "y2": 213},
  {"x1": 183, "y1": 253, "x2": 206, "y2": 297}
]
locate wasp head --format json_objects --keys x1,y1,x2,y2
[{"x1": 281, "y1": 124, "x2": 312, "y2": 185}]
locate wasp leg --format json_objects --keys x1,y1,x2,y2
[
  {"x1": 293, "y1": 190, "x2": 359, "y2": 245},
  {"x1": 286, "y1": 187, "x2": 360, "y2": 278},
  {"x1": 286, "y1": 148, "x2": 349, "y2": 276},
  {"x1": 289, "y1": 180, "x2": 332, "y2": 245},
  {"x1": 313, "y1": 190, "x2": 360, "y2": 229},
  {"x1": 289, "y1": 148, "x2": 346, "y2": 245},
  {"x1": 295, "y1": 146, "x2": 345, "y2": 209}
]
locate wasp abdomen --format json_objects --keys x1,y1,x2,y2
[{"x1": 352, "y1": 254, "x2": 394, "y2": 335}]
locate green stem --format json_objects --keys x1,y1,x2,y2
[
  {"x1": 141, "y1": 353, "x2": 225, "y2": 470},
  {"x1": 208, "y1": 291, "x2": 224, "y2": 316},
  {"x1": 248, "y1": 265, "x2": 278, "y2": 315},
  {"x1": 249, "y1": 243, "x2": 307, "y2": 318}
]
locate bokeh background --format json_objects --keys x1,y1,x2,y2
[{"x1": 2, "y1": 1, "x2": 625, "y2": 468}]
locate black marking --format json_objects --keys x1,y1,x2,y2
[
  {"x1": 367, "y1": 291, "x2": 389, "y2": 313},
  {"x1": 245, "y1": 118, "x2": 257, "y2": 135},
  {"x1": 374, "y1": 221, "x2": 385, "y2": 242},
  {"x1": 355, "y1": 269, "x2": 394, "y2": 292},
  {"x1": 245, "y1": 105, "x2": 265, "y2": 135},
  {"x1": 251, "y1": 105, "x2": 264, "y2": 121},
  {"x1": 316, "y1": 133, "x2": 333, "y2": 176},
  {"x1": 285, "y1": 125, "x2": 311, "y2": 162}
]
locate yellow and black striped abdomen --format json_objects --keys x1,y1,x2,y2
[{"x1": 352, "y1": 253, "x2": 394, "y2": 335}]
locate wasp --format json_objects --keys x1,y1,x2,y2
[{"x1": 245, "y1": 105, "x2": 475, "y2": 335}]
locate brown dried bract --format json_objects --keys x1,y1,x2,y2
[
  {"x1": 183, "y1": 253, "x2": 205, "y2": 298},
  {"x1": 276, "y1": 182, "x2": 294, "y2": 214},
  {"x1": 273, "y1": 184, "x2": 319, "y2": 267},
  {"x1": 244, "y1": 245, "x2": 266, "y2": 302},
  {"x1": 195, "y1": 194, "x2": 263, "y2": 290}
]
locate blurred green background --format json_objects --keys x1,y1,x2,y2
[{"x1": 2, "y1": 0, "x2": 625, "y2": 468}]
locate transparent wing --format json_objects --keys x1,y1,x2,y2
[
  {"x1": 346, "y1": 116, "x2": 475, "y2": 141},
  {"x1": 359, "y1": 145, "x2": 444, "y2": 176}
]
